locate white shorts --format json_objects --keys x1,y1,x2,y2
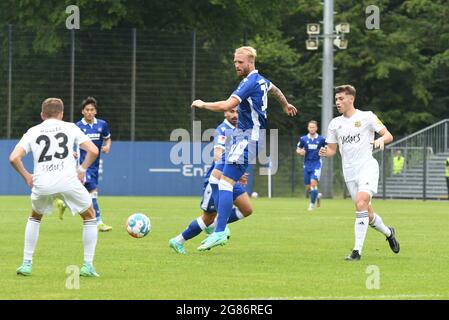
[
  {"x1": 31, "y1": 182, "x2": 91, "y2": 216},
  {"x1": 345, "y1": 159, "x2": 379, "y2": 203}
]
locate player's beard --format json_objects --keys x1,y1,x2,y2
[{"x1": 236, "y1": 66, "x2": 249, "y2": 78}]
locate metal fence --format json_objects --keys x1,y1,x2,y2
[
  {"x1": 0, "y1": 26, "x2": 249, "y2": 140},
  {"x1": 0, "y1": 26, "x2": 346, "y2": 197},
  {"x1": 373, "y1": 119, "x2": 449, "y2": 199}
]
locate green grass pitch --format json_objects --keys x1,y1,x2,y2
[{"x1": 0, "y1": 196, "x2": 448, "y2": 300}]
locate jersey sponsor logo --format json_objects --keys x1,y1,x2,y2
[
  {"x1": 308, "y1": 144, "x2": 318, "y2": 150},
  {"x1": 87, "y1": 133, "x2": 101, "y2": 140},
  {"x1": 340, "y1": 133, "x2": 361, "y2": 145},
  {"x1": 40, "y1": 161, "x2": 65, "y2": 172},
  {"x1": 354, "y1": 121, "x2": 361, "y2": 127}
]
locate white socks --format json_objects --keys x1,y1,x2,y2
[
  {"x1": 23, "y1": 217, "x2": 41, "y2": 262},
  {"x1": 23, "y1": 216, "x2": 98, "y2": 265},
  {"x1": 369, "y1": 213, "x2": 392, "y2": 237},
  {"x1": 83, "y1": 218, "x2": 98, "y2": 264},
  {"x1": 354, "y1": 211, "x2": 369, "y2": 253}
]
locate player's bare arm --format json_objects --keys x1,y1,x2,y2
[
  {"x1": 269, "y1": 83, "x2": 297, "y2": 116},
  {"x1": 9, "y1": 146, "x2": 33, "y2": 188},
  {"x1": 102, "y1": 137, "x2": 112, "y2": 154},
  {"x1": 296, "y1": 148, "x2": 305, "y2": 156},
  {"x1": 214, "y1": 147, "x2": 224, "y2": 162},
  {"x1": 319, "y1": 143, "x2": 337, "y2": 158},
  {"x1": 371, "y1": 127, "x2": 393, "y2": 150},
  {"x1": 191, "y1": 96, "x2": 239, "y2": 112}
]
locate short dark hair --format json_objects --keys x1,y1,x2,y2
[
  {"x1": 42, "y1": 98, "x2": 64, "y2": 118},
  {"x1": 335, "y1": 85, "x2": 356, "y2": 97},
  {"x1": 81, "y1": 96, "x2": 98, "y2": 110}
]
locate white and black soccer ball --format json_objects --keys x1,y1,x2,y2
[
  {"x1": 126, "y1": 213, "x2": 151, "y2": 238},
  {"x1": 251, "y1": 191, "x2": 259, "y2": 198}
]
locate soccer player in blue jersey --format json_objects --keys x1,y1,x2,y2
[
  {"x1": 191, "y1": 46, "x2": 297, "y2": 251},
  {"x1": 168, "y1": 107, "x2": 253, "y2": 254},
  {"x1": 296, "y1": 120, "x2": 326, "y2": 211},
  {"x1": 56, "y1": 97, "x2": 112, "y2": 232}
]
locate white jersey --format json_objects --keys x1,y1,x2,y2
[
  {"x1": 326, "y1": 109, "x2": 385, "y2": 181},
  {"x1": 17, "y1": 119, "x2": 90, "y2": 195}
]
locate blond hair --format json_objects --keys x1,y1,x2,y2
[
  {"x1": 234, "y1": 46, "x2": 257, "y2": 63},
  {"x1": 41, "y1": 98, "x2": 64, "y2": 118}
]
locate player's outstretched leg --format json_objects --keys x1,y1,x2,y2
[
  {"x1": 386, "y1": 227, "x2": 400, "y2": 253},
  {"x1": 198, "y1": 179, "x2": 234, "y2": 251},
  {"x1": 369, "y1": 213, "x2": 400, "y2": 253},
  {"x1": 169, "y1": 238, "x2": 186, "y2": 254},
  {"x1": 169, "y1": 216, "x2": 214, "y2": 254}
]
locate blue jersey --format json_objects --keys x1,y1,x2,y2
[
  {"x1": 204, "y1": 119, "x2": 236, "y2": 184},
  {"x1": 297, "y1": 134, "x2": 326, "y2": 166},
  {"x1": 76, "y1": 118, "x2": 111, "y2": 172},
  {"x1": 231, "y1": 70, "x2": 271, "y2": 141}
]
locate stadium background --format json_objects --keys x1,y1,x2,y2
[{"x1": 0, "y1": 1, "x2": 447, "y2": 198}]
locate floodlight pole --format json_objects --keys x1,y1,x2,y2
[{"x1": 321, "y1": 0, "x2": 334, "y2": 198}]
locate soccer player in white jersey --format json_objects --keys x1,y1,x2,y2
[
  {"x1": 319, "y1": 85, "x2": 400, "y2": 260},
  {"x1": 9, "y1": 98, "x2": 101, "y2": 276}
]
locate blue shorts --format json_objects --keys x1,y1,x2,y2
[
  {"x1": 222, "y1": 138, "x2": 260, "y2": 182},
  {"x1": 303, "y1": 161, "x2": 322, "y2": 185},
  {"x1": 200, "y1": 182, "x2": 246, "y2": 214},
  {"x1": 84, "y1": 169, "x2": 99, "y2": 192}
]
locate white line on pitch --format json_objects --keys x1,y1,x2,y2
[{"x1": 249, "y1": 294, "x2": 445, "y2": 300}]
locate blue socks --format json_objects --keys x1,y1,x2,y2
[
  {"x1": 215, "y1": 180, "x2": 234, "y2": 232},
  {"x1": 181, "y1": 218, "x2": 204, "y2": 241},
  {"x1": 92, "y1": 198, "x2": 101, "y2": 222},
  {"x1": 227, "y1": 208, "x2": 244, "y2": 224},
  {"x1": 310, "y1": 187, "x2": 318, "y2": 205}
]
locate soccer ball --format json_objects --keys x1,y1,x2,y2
[
  {"x1": 251, "y1": 191, "x2": 259, "y2": 198},
  {"x1": 126, "y1": 213, "x2": 151, "y2": 238}
]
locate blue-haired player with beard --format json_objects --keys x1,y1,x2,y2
[
  {"x1": 168, "y1": 107, "x2": 253, "y2": 254},
  {"x1": 56, "y1": 97, "x2": 112, "y2": 232},
  {"x1": 191, "y1": 46, "x2": 297, "y2": 251}
]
